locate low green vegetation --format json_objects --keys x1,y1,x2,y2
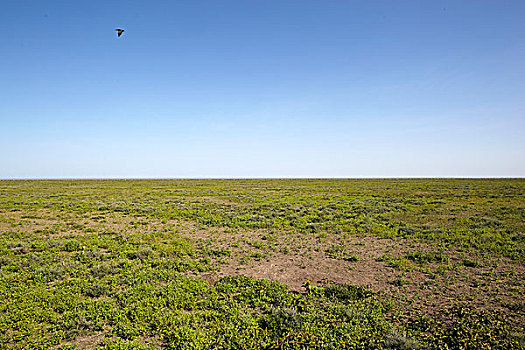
[{"x1": 0, "y1": 179, "x2": 524, "y2": 348}]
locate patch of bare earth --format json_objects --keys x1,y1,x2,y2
[
  {"x1": 59, "y1": 333, "x2": 105, "y2": 349},
  {"x1": 59, "y1": 334, "x2": 161, "y2": 349},
  {"x1": 173, "y1": 220, "x2": 525, "y2": 327}
]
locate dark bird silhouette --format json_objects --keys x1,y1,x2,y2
[{"x1": 115, "y1": 29, "x2": 125, "y2": 37}]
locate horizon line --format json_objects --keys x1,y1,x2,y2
[{"x1": 1, "y1": 176, "x2": 524, "y2": 181}]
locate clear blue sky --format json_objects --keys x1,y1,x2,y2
[{"x1": 1, "y1": 1, "x2": 524, "y2": 178}]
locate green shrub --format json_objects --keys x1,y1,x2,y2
[
  {"x1": 406, "y1": 250, "x2": 449, "y2": 264},
  {"x1": 127, "y1": 247, "x2": 155, "y2": 260},
  {"x1": 462, "y1": 258, "x2": 482, "y2": 267},
  {"x1": 324, "y1": 283, "x2": 372, "y2": 303},
  {"x1": 85, "y1": 283, "x2": 107, "y2": 298}
]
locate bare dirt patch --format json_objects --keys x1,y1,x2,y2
[
  {"x1": 171, "y1": 220, "x2": 525, "y2": 325},
  {"x1": 60, "y1": 333, "x2": 105, "y2": 349}
]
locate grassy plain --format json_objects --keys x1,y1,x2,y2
[{"x1": 0, "y1": 179, "x2": 524, "y2": 349}]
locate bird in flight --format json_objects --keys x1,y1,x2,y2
[{"x1": 115, "y1": 29, "x2": 125, "y2": 37}]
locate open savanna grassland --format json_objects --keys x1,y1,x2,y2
[{"x1": 0, "y1": 179, "x2": 524, "y2": 349}]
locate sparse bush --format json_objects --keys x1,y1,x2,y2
[
  {"x1": 326, "y1": 244, "x2": 359, "y2": 261},
  {"x1": 0, "y1": 256, "x2": 12, "y2": 266},
  {"x1": 91, "y1": 262, "x2": 117, "y2": 277},
  {"x1": 84, "y1": 283, "x2": 107, "y2": 297},
  {"x1": 462, "y1": 258, "x2": 482, "y2": 267},
  {"x1": 406, "y1": 250, "x2": 449, "y2": 264},
  {"x1": 383, "y1": 331, "x2": 420, "y2": 349},
  {"x1": 391, "y1": 278, "x2": 409, "y2": 287},
  {"x1": 324, "y1": 283, "x2": 372, "y2": 302},
  {"x1": 259, "y1": 306, "x2": 302, "y2": 336},
  {"x1": 127, "y1": 247, "x2": 155, "y2": 260}
]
